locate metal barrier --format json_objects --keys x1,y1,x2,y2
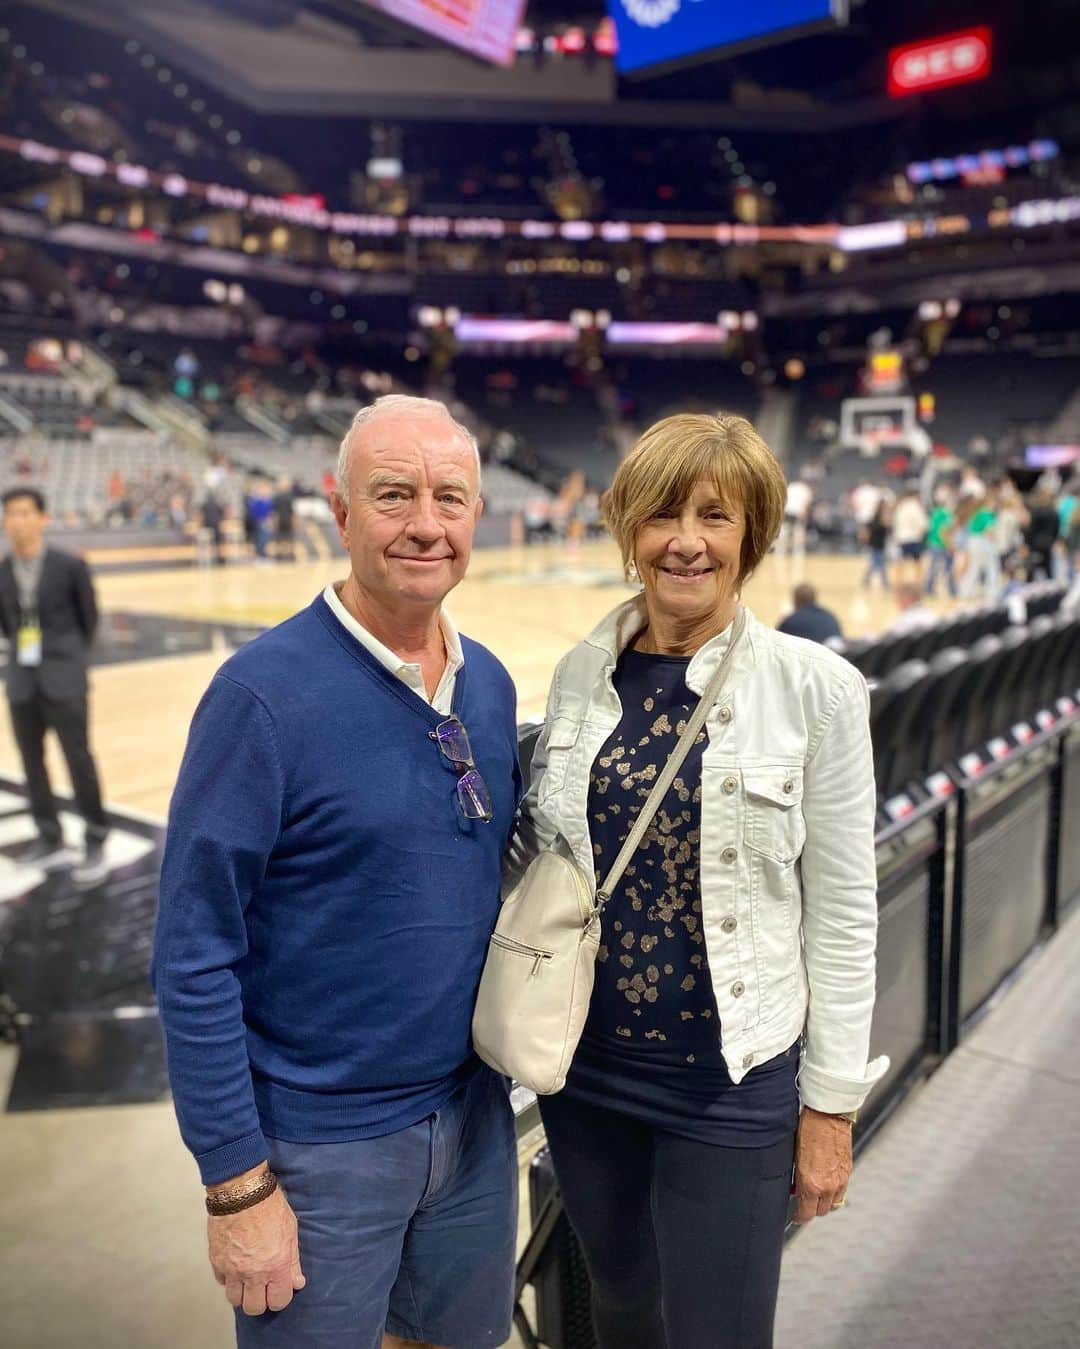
[
  {"x1": 946, "y1": 727, "x2": 1064, "y2": 1047},
  {"x1": 862, "y1": 796, "x2": 948, "y2": 1134},
  {"x1": 1057, "y1": 723, "x2": 1080, "y2": 920},
  {"x1": 513, "y1": 704, "x2": 1080, "y2": 1347}
]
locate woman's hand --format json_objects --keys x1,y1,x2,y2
[{"x1": 792, "y1": 1106, "x2": 853, "y2": 1224}]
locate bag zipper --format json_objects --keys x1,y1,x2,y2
[{"x1": 490, "y1": 933, "x2": 555, "y2": 975}]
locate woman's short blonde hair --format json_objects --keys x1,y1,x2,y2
[{"x1": 604, "y1": 412, "x2": 787, "y2": 584}]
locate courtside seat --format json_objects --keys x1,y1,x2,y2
[
  {"x1": 922, "y1": 647, "x2": 973, "y2": 774},
  {"x1": 885, "y1": 660, "x2": 944, "y2": 797},
  {"x1": 989, "y1": 626, "x2": 1038, "y2": 738},
  {"x1": 959, "y1": 636, "x2": 1008, "y2": 757},
  {"x1": 870, "y1": 659, "x2": 932, "y2": 800}
]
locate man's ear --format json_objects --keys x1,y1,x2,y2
[{"x1": 330, "y1": 491, "x2": 350, "y2": 548}]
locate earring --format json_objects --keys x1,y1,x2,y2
[{"x1": 627, "y1": 560, "x2": 640, "y2": 582}]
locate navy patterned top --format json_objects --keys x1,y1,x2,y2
[{"x1": 562, "y1": 643, "x2": 799, "y2": 1146}]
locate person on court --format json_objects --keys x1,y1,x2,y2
[
  {"x1": 511, "y1": 413, "x2": 888, "y2": 1349},
  {"x1": 153, "y1": 395, "x2": 521, "y2": 1348},
  {"x1": 0, "y1": 487, "x2": 109, "y2": 884}
]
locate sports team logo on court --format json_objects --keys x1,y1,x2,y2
[{"x1": 620, "y1": 0, "x2": 682, "y2": 28}]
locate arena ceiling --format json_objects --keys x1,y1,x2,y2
[{"x1": 21, "y1": 0, "x2": 1080, "y2": 137}]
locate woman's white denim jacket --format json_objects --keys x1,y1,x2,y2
[{"x1": 507, "y1": 595, "x2": 890, "y2": 1115}]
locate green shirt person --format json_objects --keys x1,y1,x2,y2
[
  {"x1": 927, "y1": 504, "x2": 953, "y2": 551},
  {"x1": 926, "y1": 503, "x2": 958, "y2": 596},
  {"x1": 967, "y1": 505, "x2": 997, "y2": 536}
]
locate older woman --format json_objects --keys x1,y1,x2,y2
[{"x1": 513, "y1": 414, "x2": 888, "y2": 1349}]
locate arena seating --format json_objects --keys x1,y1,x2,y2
[
  {"x1": 869, "y1": 609, "x2": 1080, "y2": 803},
  {"x1": 832, "y1": 586, "x2": 1065, "y2": 677}
]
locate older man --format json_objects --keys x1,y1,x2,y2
[{"x1": 153, "y1": 395, "x2": 522, "y2": 1349}]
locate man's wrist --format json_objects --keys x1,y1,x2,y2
[
  {"x1": 206, "y1": 1162, "x2": 269, "y2": 1195},
  {"x1": 205, "y1": 1164, "x2": 277, "y2": 1217}
]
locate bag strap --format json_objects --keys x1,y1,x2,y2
[{"x1": 594, "y1": 606, "x2": 746, "y2": 913}]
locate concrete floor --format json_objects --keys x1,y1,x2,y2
[
  {"x1": 4, "y1": 901, "x2": 1077, "y2": 1349},
  {"x1": 0, "y1": 1044, "x2": 537, "y2": 1349}
]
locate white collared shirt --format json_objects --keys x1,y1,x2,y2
[{"x1": 322, "y1": 582, "x2": 463, "y2": 715}]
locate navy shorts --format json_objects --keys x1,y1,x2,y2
[
  {"x1": 900, "y1": 541, "x2": 925, "y2": 560},
  {"x1": 235, "y1": 1068, "x2": 517, "y2": 1348}
]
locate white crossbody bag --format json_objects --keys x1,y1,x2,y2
[{"x1": 472, "y1": 609, "x2": 746, "y2": 1095}]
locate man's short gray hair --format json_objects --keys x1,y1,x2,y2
[{"x1": 335, "y1": 394, "x2": 481, "y2": 498}]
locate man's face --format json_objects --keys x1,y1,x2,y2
[
  {"x1": 3, "y1": 497, "x2": 46, "y2": 551},
  {"x1": 331, "y1": 410, "x2": 483, "y2": 611}
]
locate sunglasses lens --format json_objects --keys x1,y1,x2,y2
[
  {"x1": 456, "y1": 769, "x2": 493, "y2": 821},
  {"x1": 436, "y1": 719, "x2": 473, "y2": 765}
]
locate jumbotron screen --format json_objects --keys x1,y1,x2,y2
[
  {"x1": 606, "y1": 0, "x2": 846, "y2": 76},
  {"x1": 356, "y1": 0, "x2": 526, "y2": 68}
]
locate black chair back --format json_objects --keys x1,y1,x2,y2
[{"x1": 923, "y1": 647, "x2": 972, "y2": 774}]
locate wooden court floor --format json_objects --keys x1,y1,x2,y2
[{"x1": 0, "y1": 540, "x2": 958, "y2": 820}]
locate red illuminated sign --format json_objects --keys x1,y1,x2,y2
[{"x1": 888, "y1": 27, "x2": 992, "y2": 98}]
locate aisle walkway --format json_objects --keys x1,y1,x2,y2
[{"x1": 775, "y1": 901, "x2": 1080, "y2": 1349}]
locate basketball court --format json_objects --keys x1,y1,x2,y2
[{"x1": 0, "y1": 543, "x2": 950, "y2": 818}]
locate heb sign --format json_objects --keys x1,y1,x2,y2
[{"x1": 888, "y1": 27, "x2": 992, "y2": 98}]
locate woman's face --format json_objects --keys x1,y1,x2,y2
[{"x1": 633, "y1": 479, "x2": 746, "y2": 626}]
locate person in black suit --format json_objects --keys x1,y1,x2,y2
[
  {"x1": 0, "y1": 488, "x2": 108, "y2": 883},
  {"x1": 777, "y1": 583, "x2": 844, "y2": 645}
]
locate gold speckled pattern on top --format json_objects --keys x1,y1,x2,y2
[{"x1": 584, "y1": 647, "x2": 722, "y2": 1059}]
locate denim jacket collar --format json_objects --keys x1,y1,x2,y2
[{"x1": 580, "y1": 593, "x2": 761, "y2": 700}]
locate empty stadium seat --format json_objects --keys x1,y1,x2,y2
[
  {"x1": 921, "y1": 647, "x2": 972, "y2": 775},
  {"x1": 870, "y1": 659, "x2": 931, "y2": 799}
]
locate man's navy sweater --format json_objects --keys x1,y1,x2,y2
[{"x1": 152, "y1": 595, "x2": 520, "y2": 1185}]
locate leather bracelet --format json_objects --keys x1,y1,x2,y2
[{"x1": 205, "y1": 1169, "x2": 278, "y2": 1216}]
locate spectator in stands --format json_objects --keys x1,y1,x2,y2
[
  {"x1": 925, "y1": 486, "x2": 958, "y2": 598},
  {"x1": 959, "y1": 464, "x2": 987, "y2": 501},
  {"x1": 153, "y1": 395, "x2": 521, "y2": 1348},
  {"x1": 245, "y1": 477, "x2": 274, "y2": 563},
  {"x1": 959, "y1": 492, "x2": 999, "y2": 600},
  {"x1": 778, "y1": 583, "x2": 844, "y2": 644},
  {"x1": 173, "y1": 346, "x2": 200, "y2": 400},
  {"x1": 511, "y1": 413, "x2": 887, "y2": 1349},
  {"x1": 1000, "y1": 559, "x2": 1030, "y2": 625},
  {"x1": 887, "y1": 582, "x2": 936, "y2": 634},
  {"x1": 861, "y1": 499, "x2": 891, "y2": 591},
  {"x1": 994, "y1": 480, "x2": 1030, "y2": 576},
  {"x1": 1023, "y1": 489, "x2": 1061, "y2": 582},
  {"x1": 891, "y1": 487, "x2": 929, "y2": 586},
  {"x1": 851, "y1": 479, "x2": 883, "y2": 534},
  {"x1": 523, "y1": 493, "x2": 553, "y2": 543},
  {"x1": 272, "y1": 476, "x2": 296, "y2": 562},
  {"x1": 199, "y1": 493, "x2": 225, "y2": 566},
  {"x1": 1065, "y1": 480, "x2": 1080, "y2": 582},
  {"x1": 0, "y1": 488, "x2": 109, "y2": 884},
  {"x1": 781, "y1": 475, "x2": 813, "y2": 558}
]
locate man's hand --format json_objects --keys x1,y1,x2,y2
[
  {"x1": 207, "y1": 1169, "x2": 306, "y2": 1316},
  {"x1": 792, "y1": 1106, "x2": 853, "y2": 1225}
]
